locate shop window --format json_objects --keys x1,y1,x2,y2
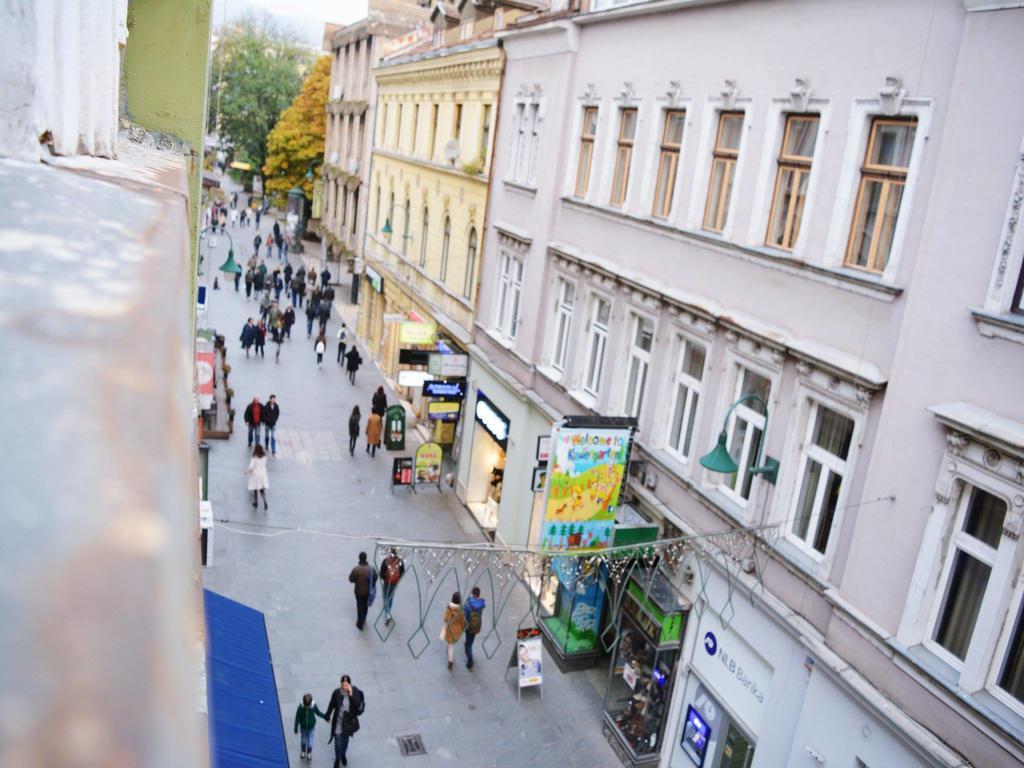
[
  {"x1": 604, "y1": 570, "x2": 687, "y2": 761},
  {"x1": 720, "y1": 367, "x2": 770, "y2": 505},
  {"x1": 667, "y1": 338, "x2": 705, "y2": 461},
  {"x1": 583, "y1": 296, "x2": 611, "y2": 397},
  {"x1": 551, "y1": 278, "x2": 575, "y2": 372},
  {"x1": 929, "y1": 486, "x2": 1005, "y2": 665},
  {"x1": 703, "y1": 112, "x2": 744, "y2": 233},
  {"x1": 788, "y1": 402, "x2": 855, "y2": 557},
  {"x1": 623, "y1": 314, "x2": 654, "y2": 418},
  {"x1": 845, "y1": 117, "x2": 916, "y2": 273},
  {"x1": 766, "y1": 114, "x2": 819, "y2": 250},
  {"x1": 496, "y1": 252, "x2": 523, "y2": 341}
]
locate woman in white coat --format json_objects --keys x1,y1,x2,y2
[{"x1": 246, "y1": 444, "x2": 269, "y2": 509}]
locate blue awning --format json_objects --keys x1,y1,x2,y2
[{"x1": 205, "y1": 589, "x2": 288, "y2": 768}]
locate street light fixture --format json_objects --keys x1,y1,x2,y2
[{"x1": 699, "y1": 394, "x2": 779, "y2": 484}]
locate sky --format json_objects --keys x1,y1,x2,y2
[{"x1": 212, "y1": 0, "x2": 368, "y2": 46}]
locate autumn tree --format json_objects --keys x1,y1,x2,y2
[
  {"x1": 262, "y1": 55, "x2": 331, "y2": 203},
  {"x1": 208, "y1": 14, "x2": 312, "y2": 172}
]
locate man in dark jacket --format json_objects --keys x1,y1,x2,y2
[
  {"x1": 243, "y1": 397, "x2": 262, "y2": 447},
  {"x1": 348, "y1": 552, "x2": 375, "y2": 630},
  {"x1": 463, "y1": 586, "x2": 486, "y2": 670},
  {"x1": 305, "y1": 301, "x2": 317, "y2": 339},
  {"x1": 262, "y1": 394, "x2": 280, "y2": 456},
  {"x1": 283, "y1": 306, "x2": 296, "y2": 339},
  {"x1": 320, "y1": 267, "x2": 331, "y2": 288},
  {"x1": 239, "y1": 318, "x2": 256, "y2": 357},
  {"x1": 324, "y1": 675, "x2": 364, "y2": 768}
]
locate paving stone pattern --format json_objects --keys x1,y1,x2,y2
[{"x1": 201, "y1": 203, "x2": 621, "y2": 768}]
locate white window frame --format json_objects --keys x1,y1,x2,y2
[
  {"x1": 583, "y1": 295, "x2": 612, "y2": 398},
  {"x1": 551, "y1": 277, "x2": 575, "y2": 373},
  {"x1": 622, "y1": 313, "x2": 654, "y2": 418},
  {"x1": 784, "y1": 399, "x2": 856, "y2": 561},
  {"x1": 822, "y1": 97, "x2": 931, "y2": 282},
  {"x1": 981, "y1": 132, "x2": 1024, "y2": 320},
  {"x1": 508, "y1": 95, "x2": 542, "y2": 187},
  {"x1": 495, "y1": 251, "x2": 523, "y2": 342},
  {"x1": 718, "y1": 364, "x2": 771, "y2": 508},
  {"x1": 665, "y1": 335, "x2": 705, "y2": 463},
  {"x1": 989, "y1": 575, "x2": 1024, "y2": 716},
  {"x1": 510, "y1": 102, "x2": 527, "y2": 180}
]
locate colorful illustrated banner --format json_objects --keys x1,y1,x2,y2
[{"x1": 540, "y1": 425, "x2": 632, "y2": 552}]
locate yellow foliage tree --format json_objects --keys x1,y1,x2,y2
[{"x1": 263, "y1": 55, "x2": 331, "y2": 202}]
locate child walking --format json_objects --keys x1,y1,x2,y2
[{"x1": 293, "y1": 693, "x2": 327, "y2": 761}]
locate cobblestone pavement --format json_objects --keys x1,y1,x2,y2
[{"x1": 200, "y1": 199, "x2": 620, "y2": 768}]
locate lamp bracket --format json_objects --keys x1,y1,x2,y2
[{"x1": 748, "y1": 456, "x2": 780, "y2": 485}]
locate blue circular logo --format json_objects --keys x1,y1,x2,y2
[{"x1": 703, "y1": 631, "x2": 718, "y2": 656}]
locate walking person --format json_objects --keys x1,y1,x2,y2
[
  {"x1": 348, "y1": 552, "x2": 376, "y2": 631},
  {"x1": 371, "y1": 386, "x2": 387, "y2": 417},
  {"x1": 347, "y1": 406, "x2": 360, "y2": 457},
  {"x1": 336, "y1": 323, "x2": 348, "y2": 364},
  {"x1": 379, "y1": 548, "x2": 404, "y2": 625},
  {"x1": 283, "y1": 305, "x2": 295, "y2": 339},
  {"x1": 253, "y1": 321, "x2": 266, "y2": 359},
  {"x1": 272, "y1": 321, "x2": 284, "y2": 363},
  {"x1": 305, "y1": 301, "x2": 316, "y2": 339},
  {"x1": 244, "y1": 267, "x2": 254, "y2": 299},
  {"x1": 318, "y1": 299, "x2": 331, "y2": 334},
  {"x1": 239, "y1": 318, "x2": 256, "y2": 357},
  {"x1": 273, "y1": 271, "x2": 284, "y2": 302},
  {"x1": 314, "y1": 332, "x2": 327, "y2": 369},
  {"x1": 441, "y1": 592, "x2": 466, "y2": 671},
  {"x1": 233, "y1": 265, "x2": 241, "y2": 292},
  {"x1": 260, "y1": 290, "x2": 272, "y2": 324},
  {"x1": 293, "y1": 693, "x2": 327, "y2": 762},
  {"x1": 262, "y1": 394, "x2": 280, "y2": 455},
  {"x1": 463, "y1": 586, "x2": 486, "y2": 670},
  {"x1": 320, "y1": 266, "x2": 331, "y2": 289},
  {"x1": 344, "y1": 346, "x2": 362, "y2": 385},
  {"x1": 253, "y1": 233, "x2": 262, "y2": 258},
  {"x1": 246, "y1": 444, "x2": 269, "y2": 510},
  {"x1": 365, "y1": 409, "x2": 382, "y2": 458},
  {"x1": 324, "y1": 675, "x2": 365, "y2": 768},
  {"x1": 244, "y1": 397, "x2": 262, "y2": 447}
]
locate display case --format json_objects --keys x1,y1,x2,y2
[
  {"x1": 538, "y1": 557, "x2": 608, "y2": 670},
  {"x1": 603, "y1": 569, "x2": 690, "y2": 766}
]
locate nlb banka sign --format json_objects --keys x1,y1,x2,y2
[{"x1": 692, "y1": 613, "x2": 773, "y2": 734}]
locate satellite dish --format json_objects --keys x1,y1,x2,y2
[{"x1": 443, "y1": 139, "x2": 460, "y2": 165}]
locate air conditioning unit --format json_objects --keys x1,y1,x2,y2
[
  {"x1": 331, "y1": 86, "x2": 342, "y2": 100},
  {"x1": 330, "y1": 152, "x2": 340, "y2": 165}
]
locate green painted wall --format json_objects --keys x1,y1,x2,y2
[{"x1": 124, "y1": 0, "x2": 214, "y2": 269}]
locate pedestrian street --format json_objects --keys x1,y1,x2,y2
[{"x1": 199, "y1": 211, "x2": 621, "y2": 768}]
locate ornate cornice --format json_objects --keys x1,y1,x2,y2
[{"x1": 376, "y1": 53, "x2": 504, "y2": 90}]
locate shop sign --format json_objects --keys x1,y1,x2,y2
[
  {"x1": 414, "y1": 442, "x2": 443, "y2": 486},
  {"x1": 385, "y1": 405, "x2": 406, "y2": 451},
  {"x1": 397, "y1": 369, "x2": 434, "y2": 388},
  {"x1": 399, "y1": 348, "x2": 431, "y2": 366},
  {"x1": 195, "y1": 348, "x2": 214, "y2": 410},
  {"x1": 474, "y1": 391, "x2": 510, "y2": 448},
  {"x1": 535, "y1": 435, "x2": 551, "y2": 463},
  {"x1": 398, "y1": 320, "x2": 436, "y2": 345},
  {"x1": 427, "y1": 352, "x2": 468, "y2": 377},
  {"x1": 423, "y1": 379, "x2": 465, "y2": 400},
  {"x1": 692, "y1": 610, "x2": 773, "y2": 735},
  {"x1": 530, "y1": 466, "x2": 547, "y2": 493},
  {"x1": 383, "y1": 313, "x2": 405, "y2": 323},
  {"x1": 427, "y1": 401, "x2": 461, "y2": 422},
  {"x1": 517, "y1": 633, "x2": 543, "y2": 688},
  {"x1": 391, "y1": 456, "x2": 413, "y2": 487},
  {"x1": 365, "y1": 266, "x2": 382, "y2": 293},
  {"x1": 539, "y1": 423, "x2": 634, "y2": 552}
]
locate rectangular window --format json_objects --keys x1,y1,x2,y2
[
  {"x1": 931, "y1": 487, "x2": 1006, "y2": 663},
  {"x1": 845, "y1": 117, "x2": 917, "y2": 273},
  {"x1": 526, "y1": 103, "x2": 539, "y2": 184},
  {"x1": 496, "y1": 253, "x2": 523, "y2": 340},
  {"x1": 703, "y1": 112, "x2": 744, "y2": 232},
  {"x1": 789, "y1": 403, "x2": 854, "y2": 556},
  {"x1": 574, "y1": 107, "x2": 598, "y2": 197},
  {"x1": 584, "y1": 297, "x2": 611, "y2": 396},
  {"x1": 766, "y1": 114, "x2": 819, "y2": 250},
  {"x1": 513, "y1": 103, "x2": 528, "y2": 181},
  {"x1": 653, "y1": 110, "x2": 685, "y2": 219},
  {"x1": 552, "y1": 279, "x2": 575, "y2": 372},
  {"x1": 623, "y1": 315, "x2": 654, "y2": 418},
  {"x1": 480, "y1": 104, "x2": 492, "y2": 167},
  {"x1": 610, "y1": 108, "x2": 638, "y2": 207},
  {"x1": 721, "y1": 367, "x2": 770, "y2": 504},
  {"x1": 667, "y1": 338, "x2": 705, "y2": 460},
  {"x1": 998, "y1": 595, "x2": 1024, "y2": 706}
]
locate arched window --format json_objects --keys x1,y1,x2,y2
[
  {"x1": 440, "y1": 216, "x2": 451, "y2": 281},
  {"x1": 464, "y1": 227, "x2": 477, "y2": 298},
  {"x1": 386, "y1": 192, "x2": 395, "y2": 244},
  {"x1": 419, "y1": 207, "x2": 429, "y2": 267},
  {"x1": 374, "y1": 185, "x2": 381, "y2": 233},
  {"x1": 402, "y1": 198, "x2": 411, "y2": 256}
]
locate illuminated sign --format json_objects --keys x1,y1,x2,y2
[
  {"x1": 681, "y1": 705, "x2": 711, "y2": 767},
  {"x1": 427, "y1": 401, "x2": 461, "y2": 421},
  {"x1": 423, "y1": 380, "x2": 465, "y2": 399},
  {"x1": 428, "y1": 352, "x2": 468, "y2": 377},
  {"x1": 474, "y1": 391, "x2": 509, "y2": 448},
  {"x1": 398, "y1": 321, "x2": 436, "y2": 345},
  {"x1": 397, "y1": 369, "x2": 434, "y2": 388}
]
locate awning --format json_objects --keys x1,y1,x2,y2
[{"x1": 204, "y1": 589, "x2": 288, "y2": 768}]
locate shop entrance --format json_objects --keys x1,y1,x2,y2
[{"x1": 466, "y1": 422, "x2": 505, "y2": 534}]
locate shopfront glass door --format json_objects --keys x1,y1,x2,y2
[{"x1": 718, "y1": 723, "x2": 754, "y2": 768}]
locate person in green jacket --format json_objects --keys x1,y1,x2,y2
[{"x1": 294, "y1": 692, "x2": 328, "y2": 761}]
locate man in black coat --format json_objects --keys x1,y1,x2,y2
[
  {"x1": 324, "y1": 674, "x2": 365, "y2": 767},
  {"x1": 320, "y1": 267, "x2": 331, "y2": 288},
  {"x1": 261, "y1": 394, "x2": 280, "y2": 456}
]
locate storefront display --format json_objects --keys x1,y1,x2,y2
[
  {"x1": 465, "y1": 391, "x2": 510, "y2": 536},
  {"x1": 539, "y1": 557, "x2": 608, "y2": 669},
  {"x1": 604, "y1": 569, "x2": 690, "y2": 766}
]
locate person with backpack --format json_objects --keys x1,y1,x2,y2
[
  {"x1": 463, "y1": 586, "x2": 486, "y2": 670},
  {"x1": 324, "y1": 674, "x2": 364, "y2": 768},
  {"x1": 293, "y1": 692, "x2": 327, "y2": 762},
  {"x1": 336, "y1": 323, "x2": 348, "y2": 364},
  {"x1": 348, "y1": 552, "x2": 376, "y2": 631},
  {"x1": 379, "y1": 548, "x2": 404, "y2": 625}
]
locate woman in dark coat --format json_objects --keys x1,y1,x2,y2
[
  {"x1": 344, "y1": 346, "x2": 362, "y2": 385},
  {"x1": 347, "y1": 406, "x2": 360, "y2": 457},
  {"x1": 371, "y1": 386, "x2": 387, "y2": 416}
]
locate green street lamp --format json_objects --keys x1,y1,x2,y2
[
  {"x1": 218, "y1": 247, "x2": 241, "y2": 275},
  {"x1": 699, "y1": 394, "x2": 779, "y2": 484},
  {"x1": 381, "y1": 218, "x2": 393, "y2": 236}
]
